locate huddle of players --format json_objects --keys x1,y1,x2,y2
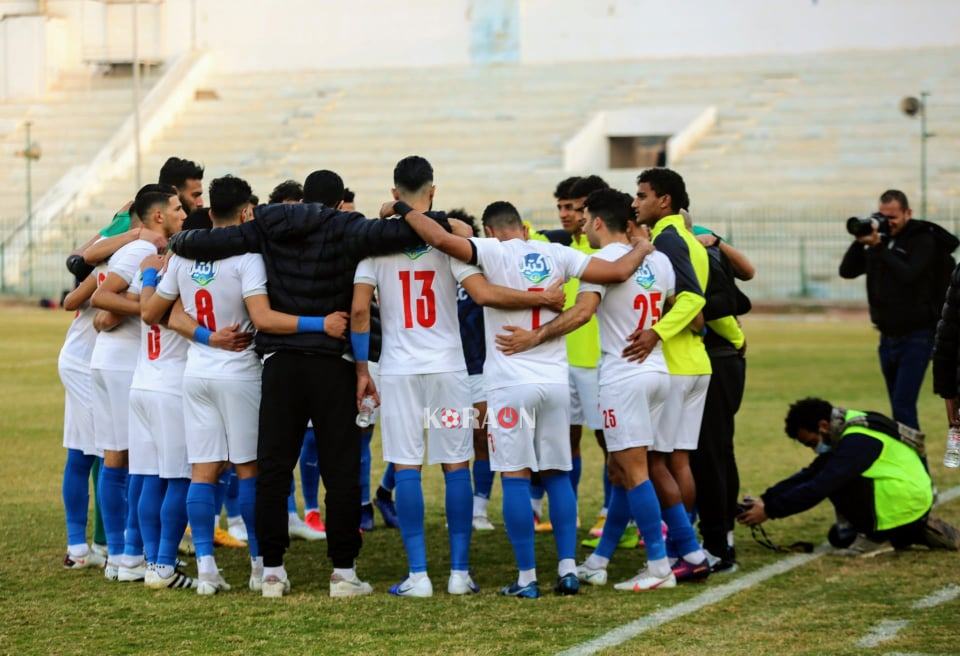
[{"x1": 58, "y1": 153, "x2": 720, "y2": 599}]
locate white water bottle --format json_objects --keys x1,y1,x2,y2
[
  {"x1": 944, "y1": 426, "x2": 960, "y2": 468},
  {"x1": 356, "y1": 396, "x2": 378, "y2": 428}
]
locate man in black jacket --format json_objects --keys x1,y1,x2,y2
[
  {"x1": 933, "y1": 264, "x2": 960, "y2": 427},
  {"x1": 168, "y1": 201, "x2": 451, "y2": 598},
  {"x1": 839, "y1": 190, "x2": 957, "y2": 429}
]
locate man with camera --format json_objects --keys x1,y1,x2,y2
[
  {"x1": 839, "y1": 190, "x2": 958, "y2": 430},
  {"x1": 738, "y1": 397, "x2": 959, "y2": 554}
]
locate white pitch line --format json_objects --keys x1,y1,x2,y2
[
  {"x1": 912, "y1": 584, "x2": 960, "y2": 610},
  {"x1": 857, "y1": 620, "x2": 910, "y2": 648},
  {"x1": 557, "y1": 484, "x2": 960, "y2": 656}
]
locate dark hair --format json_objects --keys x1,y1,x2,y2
[
  {"x1": 133, "y1": 183, "x2": 177, "y2": 221},
  {"x1": 481, "y1": 201, "x2": 523, "y2": 229},
  {"x1": 880, "y1": 189, "x2": 910, "y2": 211},
  {"x1": 158, "y1": 157, "x2": 204, "y2": 189},
  {"x1": 447, "y1": 207, "x2": 479, "y2": 237},
  {"x1": 637, "y1": 168, "x2": 689, "y2": 213},
  {"x1": 343, "y1": 187, "x2": 355, "y2": 203},
  {"x1": 182, "y1": 208, "x2": 212, "y2": 230},
  {"x1": 784, "y1": 397, "x2": 833, "y2": 440},
  {"x1": 268, "y1": 179, "x2": 303, "y2": 204},
  {"x1": 569, "y1": 175, "x2": 609, "y2": 200},
  {"x1": 585, "y1": 189, "x2": 634, "y2": 234},
  {"x1": 303, "y1": 170, "x2": 344, "y2": 206},
  {"x1": 209, "y1": 174, "x2": 253, "y2": 220},
  {"x1": 394, "y1": 155, "x2": 434, "y2": 194},
  {"x1": 554, "y1": 176, "x2": 582, "y2": 200}
]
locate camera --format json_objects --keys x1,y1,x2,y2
[
  {"x1": 846, "y1": 212, "x2": 889, "y2": 238},
  {"x1": 736, "y1": 499, "x2": 754, "y2": 516}
]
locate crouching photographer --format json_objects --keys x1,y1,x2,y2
[
  {"x1": 737, "y1": 397, "x2": 959, "y2": 555},
  {"x1": 839, "y1": 190, "x2": 958, "y2": 430}
]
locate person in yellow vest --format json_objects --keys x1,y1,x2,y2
[{"x1": 739, "y1": 398, "x2": 959, "y2": 554}]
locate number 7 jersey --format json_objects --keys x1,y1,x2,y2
[
  {"x1": 579, "y1": 245, "x2": 675, "y2": 385},
  {"x1": 156, "y1": 253, "x2": 267, "y2": 380},
  {"x1": 354, "y1": 244, "x2": 471, "y2": 375}
]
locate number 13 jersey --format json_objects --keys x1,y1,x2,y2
[
  {"x1": 157, "y1": 253, "x2": 266, "y2": 380},
  {"x1": 354, "y1": 244, "x2": 472, "y2": 375},
  {"x1": 580, "y1": 244, "x2": 674, "y2": 385},
  {"x1": 468, "y1": 237, "x2": 589, "y2": 390}
]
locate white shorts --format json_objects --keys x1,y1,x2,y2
[
  {"x1": 59, "y1": 362, "x2": 99, "y2": 456},
  {"x1": 91, "y1": 368, "x2": 134, "y2": 452},
  {"x1": 128, "y1": 389, "x2": 191, "y2": 479},
  {"x1": 487, "y1": 383, "x2": 570, "y2": 473},
  {"x1": 468, "y1": 373, "x2": 486, "y2": 405},
  {"x1": 569, "y1": 365, "x2": 602, "y2": 430},
  {"x1": 599, "y1": 372, "x2": 671, "y2": 453},
  {"x1": 380, "y1": 370, "x2": 473, "y2": 465},
  {"x1": 182, "y1": 376, "x2": 260, "y2": 465},
  {"x1": 655, "y1": 374, "x2": 710, "y2": 453}
]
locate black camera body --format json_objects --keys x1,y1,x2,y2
[
  {"x1": 736, "y1": 499, "x2": 754, "y2": 516},
  {"x1": 846, "y1": 212, "x2": 889, "y2": 238}
]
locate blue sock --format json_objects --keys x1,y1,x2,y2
[
  {"x1": 663, "y1": 503, "x2": 701, "y2": 560},
  {"x1": 123, "y1": 474, "x2": 145, "y2": 559},
  {"x1": 239, "y1": 476, "x2": 259, "y2": 559},
  {"x1": 186, "y1": 482, "x2": 217, "y2": 558},
  {"x1": 99, "y1": 465, "x2": 128, "y2": 557},
  {"x1": 301, "y1": 428, "x2": 322, "y2": 510},
  {"x1": 62, "y1": 449, "x2": 94, "y2": 547},
  {"x1": 472, "y1": 459, "x2": 494, "y2": 500},
  {"x1": 444, "y1": 469, "x2": 473, "y2": 571},
  {"x1": 530, "y1": 481, "x2": 545, "y2": 502},
  {"x1": 137, "y1": 475, "x2": 166, "y2": 564},
  {"x1": 287, "y1": 478, "x2": 297, "y2": 515},
  {"x1": 595, "y1": 485, "x2": 630, "y2": 560},
  {"x1": 214, "y1": 471, "x2": 228, "y2": 518},
  {"x1": 627, "y1": 481, "x2": 666, "y2": 561},
  {"x1": 502, "y1": 477, "x2": 536, "y2": 573},
  {"x1": 381, "y1": 462, "x2": 396, "y2": 492},
  {"x1": 395, "y1": 469, "x2": 427, "y2": 573},
  {"x1": 543, "y1": 473, "x2": 577, "y2": 562},
  {"x1": 569, "y1": 456, "x2": 582, "y2": 498},
  {"x1": 359, "y1": 430, "x2": 372, "y2": 506},
  {"x1": 157, "y1": 478, "x2": 189, "y2": 567},
  {"x1": 602, "y1": 464, "x2": 613, "y2": 510},
  {"x1": 224, "y1": 469, "x2": 240, "y2": 518}
]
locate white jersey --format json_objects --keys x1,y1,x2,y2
[
  {"x1": 156, "y1": 253, "x2": 266, "y2": 381},
  {"x1": 580, "y1": 244, "x2": 674, "y2": 385},
  {"x1": 128, "y1": 273, "x2": 189, "y2": 394},
  {"x1": 469, "y1": 237, "x2": 589, "y2": 389},
  {"x1": 58, "y1": 304, "x2": 98, "y2": 369},
  {"x1": 354, "y1": 245, "x2": 471, "y2": 375},
  {"x1": 89, "y1": 239, "x2": 159, "y2": 372}
]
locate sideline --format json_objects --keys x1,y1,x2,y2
[{"x1": 557, "y1": 484, "x2": 960, "y2": 656}]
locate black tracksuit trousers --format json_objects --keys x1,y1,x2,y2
[{"x1": 256, "y1": 352, "x2": 362, "y2": 568}]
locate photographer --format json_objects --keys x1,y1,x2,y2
[
  {"x1": 738, "y1": 398, "x2": 959, "y2": 554},
  {"x1": 839, "y1": 190, "x2": 958, "y2": 430}
]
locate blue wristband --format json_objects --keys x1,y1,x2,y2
[
  {"x1": 350, "y1": 331, "x2": 370, "y2": 362},
  {"x1": 193, "y1": 326, "x2": 212, "y2": 345},
  {"x1": 296, "y1": 315, "x2": 326, "y2": 334},
  {"x1": 141, "y1": 267, "x2": 159, "y2": 289}
]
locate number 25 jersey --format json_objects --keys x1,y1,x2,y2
[{"x1": 156, "y1": 253, "x2": 267, "y2": 380}]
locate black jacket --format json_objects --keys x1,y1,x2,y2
[
  {"x1": 701, "y1": 243, "x2": 751, "y2": 356},
  {"x1": 839, "y1": 220, "x2": 952, "y2": 336},
  {"x1": 933, "y1": 262, "x2": 960, "y2": 397},
  {"x1": 168, "y1": 203, "x2": 449, "y2": 357}
]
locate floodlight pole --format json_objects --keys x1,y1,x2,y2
[
  {"x1": 25, "y1": 121, "x2": 35, "y2": 296},
  {"x1": 920, "y1": 91, "x2": 930, "y2": 220}
]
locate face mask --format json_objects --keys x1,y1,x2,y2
[{"x1": 815, "y1": 442, "x2": 833, "y2": 455}]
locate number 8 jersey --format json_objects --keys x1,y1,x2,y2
[
  {"x1": 156, "y1": 253, "x2": 267, "y2": 380},
  {"x1": 579, "y1": 245, "x2": 675, "y2": 385}
]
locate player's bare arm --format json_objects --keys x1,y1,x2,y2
[
  {"x1": 62, "y1": 273, "x2": 98, "y2": 312},
  {"x1": 83, "y1": 228, "x2": 167, "y2": 266},
  {"x1": 386, "y1": 201, "x2": 474, "y2": 263},
  {"x1": 496, "y1": 291, "x2": 601, "y2": 355},
  {"x1": 460, "y1": 274, "x2": 564, "y2": 312},
  {"x1": 579, "y1": 238, "x2": 654, "y2": 284},
  {"x1": 167, "y1": 299, "x2": 253, "y2": 352},
  {"x1": 244, "y1": 294, "x2": 349, "y2": 337},
  {"x1": 350, "y1": 282, "x2": 379, "y2": 408},
  {"x1": 91, "y1": 272, "x2": 141, "y2": 316}
]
